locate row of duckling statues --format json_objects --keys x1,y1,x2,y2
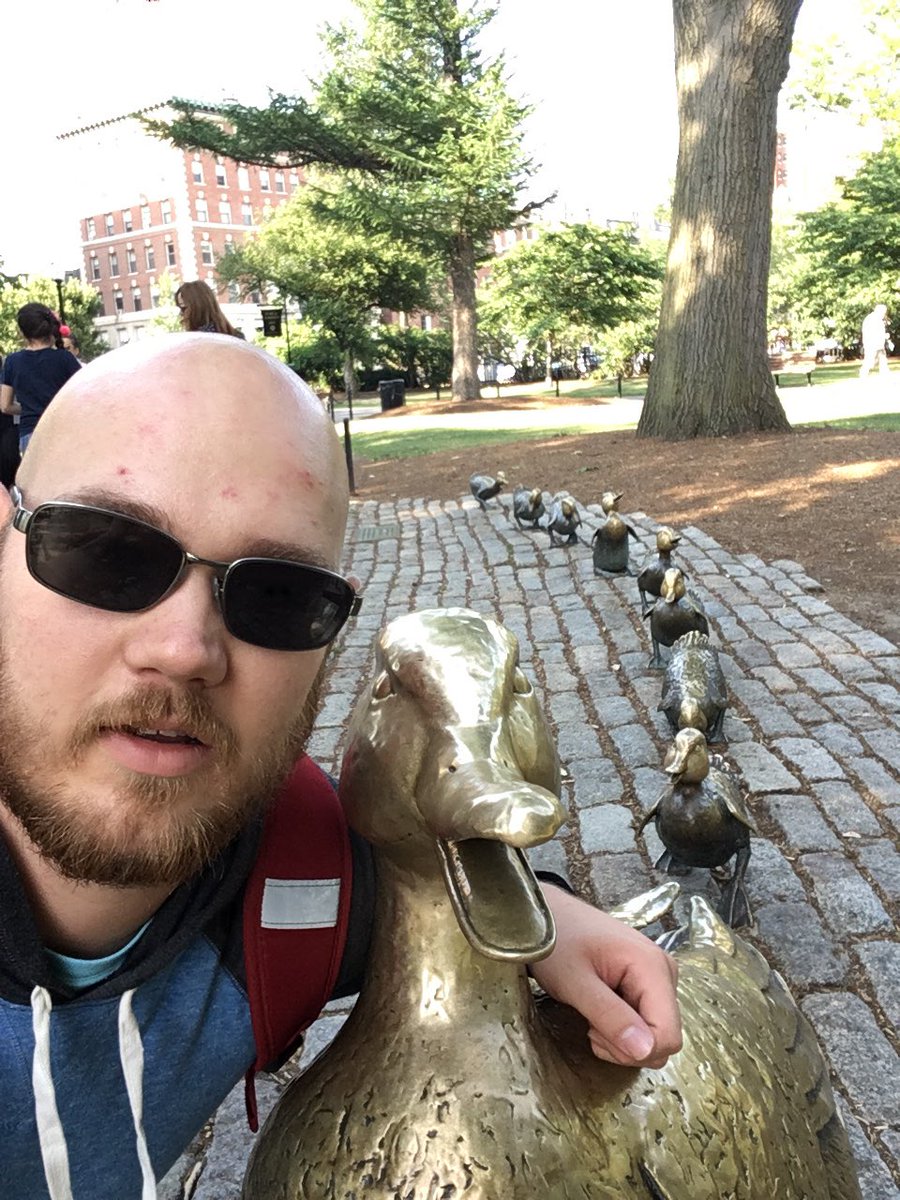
[
  {"x1": 243, "y1": 607, "x2": 862, "y2": 1199},
  {"x1": 470, "y1": 472, "x2": 757, "y2": 930}
]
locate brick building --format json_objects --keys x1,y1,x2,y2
[{"x1": 57, "y1": 104, "x2": 303, "y2": 346}]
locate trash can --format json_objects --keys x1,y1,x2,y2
[{"x1": 379, "y1": 379, "x2": 406, "y2": 411}]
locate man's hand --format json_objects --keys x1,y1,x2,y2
[{"x1": 531, "y1": 884, "x2": 682, "y2": 1070}]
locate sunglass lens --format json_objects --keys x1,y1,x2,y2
[
  {"x1": 223, "y1": 559, "x2": 354, "y2": 651},
  {"x1": 27, "y1": 505, "x2": 184, "y2": 612}
]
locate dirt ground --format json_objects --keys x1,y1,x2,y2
[{"x1": 353, "y1": 399, "x2": 900, "y2": 647}]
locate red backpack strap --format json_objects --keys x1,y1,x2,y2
[{"x1": 242, "y1": 754, "x2": 352, "y2": 1130}]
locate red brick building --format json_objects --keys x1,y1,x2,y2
[{"x1": 58, "y1": 106, "x2": 303, "y2": 346}]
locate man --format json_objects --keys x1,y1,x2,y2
[
  {"x1": 0, "y1": 337, "x2": 680, "y2": 1198},
  {"x1": 859, "y1": 303, "x2": 890, "y2": 377}
]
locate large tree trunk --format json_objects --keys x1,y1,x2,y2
[
  {"x1": 449, "y1": 233, "x2": 482, "y2": 402},
  {"x1": 637, "y1": 0, "x2": 800, "y2": 439}
]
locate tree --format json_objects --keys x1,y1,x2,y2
[
  {"x1": 637, "y1": 0, "x2": 800, "y2": 439},
  {"x1": 153, "y1": 0, "x2": 542, "y2": 403},
  {"x1": 216, "y1": 182, "x2": 435, "y2": 398},
  {"x1": 478, "y1": 224, "x2": 662, "y2": 379},
  {"x1": 0, "y1": 272, "x2": 105, "y2": 360}
]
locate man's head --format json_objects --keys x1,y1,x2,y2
[{"x1": 0, "y1": 335, "x2": 354, "y2": 887}]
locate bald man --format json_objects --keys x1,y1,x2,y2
[{"x1": 0, "y1": 336, "x2": 680, "y2": 1198}]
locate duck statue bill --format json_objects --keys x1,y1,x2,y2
[{"x1": 243, "y1": 609, "x2": 861, "y2": 1200}]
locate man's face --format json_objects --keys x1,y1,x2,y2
[{"x1": 0, "y1": 338, "x2": 350, "y2": 887}]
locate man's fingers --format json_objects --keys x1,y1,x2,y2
[{"x1": 583, "y1": 984, "x2": 680, "y2": 1067}]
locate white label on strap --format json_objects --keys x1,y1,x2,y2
[{"x1": 260, "y1": 878, "x2": 341, "y2": 930}]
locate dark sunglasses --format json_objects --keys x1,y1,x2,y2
[{"x1": 9, "y1": 488, "x2": 361, "y2": 652}]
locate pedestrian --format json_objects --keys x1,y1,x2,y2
[
  {"x1": 0, "y1": 352, "x2": 21, "y2": 488},
  {"x1": 858, "y1": 303, "x2": 891, "y2": 377},
  {"x1": 0, "y1": 303, "x2": 81, "y2": 455},
  {"x1": 174, "y1": 279, "x2": 245, "y2": 337},
  {"x1": 0, "y1": 336, "x2": 680, "y2": 1198}
]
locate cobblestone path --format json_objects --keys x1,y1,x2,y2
[{"x1": 163, "y1": 494, "x2": 900, "y2": 1200}]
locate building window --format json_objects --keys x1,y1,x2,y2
[
  {"x1": 150, "y1": 287, "x2": 160, "y2": 308},
  {"x1": 237, "y1": 165, "x2": 250, "y2": 189},
  {"x1": 114, "y1": 291, "x2": 125, "y2": 313},
  {"x1": 109, "y1": 251, "x2": 119, "y2": 277},
  {"x1": 196, "y1": 198, "x2": 208, "y2": 222},
  {"x1": 192, "y1": 156, "x2": 203, "y2": 184},
  {"x1": 166, "y1": 242, "x2": 177, "y2": 267},
  {"x1": 241, "y1": 203, "x2": 253, "y2": 226},
  {"x1": 122, "y1": 209, "x2": 133, "y2": 233},
  {"x1": 145, "y1": 245, "x2": 155, "y2": 270},
  {"x1": 200, "y1": 240, "x2": 214, "y2": 266},
  {"x1": 141, "y1": 204, "x2": 152, "y2": 228},
  {"x1": 126, "y1": 248, "x2": 138, "y2": 274},
  {"x1": 228, "y1": 281, "x2": 240, "y2": 302},
  {"x1": 249, "y1": 288, "x2": 261, "y2": 304},
  {"x1": 274, "y1": 171, "x2": 285, "y2": 194},
  {"x1": 132, "y1": 288, "x2": 143, "y2": 312},
  {"x1": 161, "y1": 200, "x2": 172, "y2": 224},
  {"x1": 259, "y1": 169, "x2": 270, "y2": 191},
  {"x1": 105, "y1": 213, "x2": 115, "y2": 236},
  {"x1": 216, "y1": 161, "x2": 227, "y2": 186},
  {"x1": 90, "y1": 256, "x2": 101, "y2": 281},
  {"x1": 289, "y1": 172, "x2": 299, "y2": 190},
  {"x1": 218, "y1": 201, "x2": 232, "y2": 224},
  {"x1": 86, "y1": 217, "x2": 96, "y2": 240},
  {"x1": 223, "y1": 238, "x2": 235, "y2": 255}
]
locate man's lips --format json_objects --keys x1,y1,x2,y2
[{"x1": 99, "y1": 727, "x2": 213, "y2": 776}]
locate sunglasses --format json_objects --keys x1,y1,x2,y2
[{"x1": 9, "y1": 488, "x2": 361, "y2": 652}]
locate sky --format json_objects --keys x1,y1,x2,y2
[{"x1": 0, "y1": 0, "x2": 860, "y2": 277}]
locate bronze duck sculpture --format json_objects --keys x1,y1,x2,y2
[
  {"x1": 658, "y1": 630, "x2": 728, "y2": 742},
  {"x1": 637, "y1": 526, "x2": 682, "y2": 614},
  {"x1": 243, "y1": 608, "x2": 860, "y2": 1200},
  {"x1": 638, "y1": 728, "x2": 755, "y2": 927},
  {"x1": 645, "y1": 567, "x2": 709, "y2": 668},
  {"x1": 512, "y1": 484, "x2": 546, "y2": 530},
  {"x1": 547, "y1": 492, "x2": 583, "y2": 546},
  {"x1": 591, "y1": 491, "x2": 638, "y2": 576},
  {"x1": 469, "y1": 471, "x2": 507, "y2": 510}
]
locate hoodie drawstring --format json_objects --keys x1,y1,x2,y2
[{"x1": 31, "y1": 985, "x2": 158, "y2": 1200}]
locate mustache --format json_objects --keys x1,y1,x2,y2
[{"x1": 68, "y1": 686, "x2": 239, "y2": 759}]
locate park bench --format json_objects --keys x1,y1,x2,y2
[{"x1": 768, "y1": 349, "x2": 816, "y2": 386}]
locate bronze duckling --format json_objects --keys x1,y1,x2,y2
[
  {"x1": 469, "y1": 471, "x2": 507, "y2": 510},
  {"x1": 591, "y1": 491, "x2": 638, "y2": 576},
  {"x1": 637, "y1": 526, "x2": 682, "y2": 614},
  {"x1": 546, "y1": 492, "x2": 583, "y2": 546},
  {"x1": 659, "y1": 630, "x2": 728, "y2": 742},
  {"x1": 639, "y1": 727, "x2": 755, "y2": 927},
  {"x1": 512, "y1": 484, "x2": 546, "y2": 530},
  {"x1": 244, "y1": 610, "x2": 860, "y2": 1200},
  {"x1": 645, "y1": 566, "x2": 709, "y2": 668}
]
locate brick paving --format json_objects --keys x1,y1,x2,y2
[{"x1": 162, "y1": 494, "x2": 900, "y2": 1200}]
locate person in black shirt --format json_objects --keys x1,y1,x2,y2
[{"x1": 0, "y1": 303, "x2": 81, "y2": 455}]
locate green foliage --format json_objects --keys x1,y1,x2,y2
[
  {"x1": 373, "y1": 325, "x2": 453, "y2": 387},
  {"x1": 151, "y1": 271, "x2": 184, "y2": 333},
  {"x1": 216, "y1": 181, "x2": 435, "y2": 358},
  {"x1": 788, "y1": 0, "x2": 900, "y2": 132},
  {"x1": 0, "y1": 274, "x2": 105, "y2": 360},
  {"x1": 592, "y1": 313, "x2": 659, "y2": 379},
  {"x1": 478, "y1": 224, "x2": 663, "y2": 367},
  {"x1": 769, "y1": 140, "x2": 900, "y2": 345}
]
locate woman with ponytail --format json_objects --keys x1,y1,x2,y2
[{"x1": 0, "y1": 303, "x2": 81, "y2": 455}]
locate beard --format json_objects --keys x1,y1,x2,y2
[{"x1": 0, "y1": 662, "x2": 325, "y2": 888}]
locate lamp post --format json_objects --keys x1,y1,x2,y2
[{"x1": 53, "y1": 277, "x2": 66, "y2": 324}]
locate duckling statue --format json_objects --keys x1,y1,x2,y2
[
  {"x1": 638, "y1": 728, "x2": 754, "y2": 927},
  {"x1": 637, "y1": 526, "x2": 683, "y2": 615},
  {"x1": 591, "y1": 490, "x2": 638, "y2": 575},
  {"x1": 244, "y1": 608, "x2": 861, "y2": 1200},
  {"x1": 659, "y1": 630, "x2": 728, "y2": 742},
  {"x1": 469, "y1": 471, "x2": 507, "y2": 510},
  {"x1": 546, "y1": 492, "x2": 583, "y2": 546},
  {"x1": 512, "y1": 484, "x2": 546, "y2": 530},
  {"x1": 645, "y1": 566, "x2": 709, "y2": 668}
]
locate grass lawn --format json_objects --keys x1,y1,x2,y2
[{"x1": 346, "y1": 422, "x2": 622, "y2": 460}]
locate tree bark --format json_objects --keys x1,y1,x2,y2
[
  {"x1": 449, "y1": 233, "x2": 482, "y2": 402},
  {"x1": 637, "y1": 0, "x2": 800, "y2": 439}
]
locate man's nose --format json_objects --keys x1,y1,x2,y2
[{"x1": 121, "y1": 566, "x2": 229, "y2": 686}]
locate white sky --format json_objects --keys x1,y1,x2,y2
[{"x1": 0, "y1": 0, "x2": 859, "y2": 277}]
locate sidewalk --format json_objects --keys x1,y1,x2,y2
[{"x1": 162, "y1": 491, "x2": 900, "y2": 1200}]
